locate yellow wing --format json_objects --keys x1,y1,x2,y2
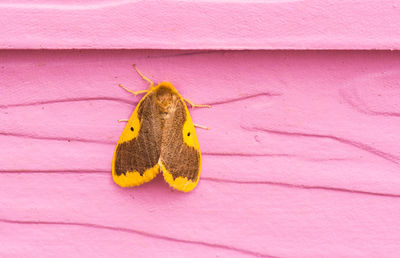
[
  {"x1": 112, "y1": 91, "x2": 162, "y2": 187},
  {"x1": 158, "y1": 84, "x2": 201, "y2": 192}
]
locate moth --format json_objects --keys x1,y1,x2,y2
[{"x1": 112, "y1": 65, "x2": 209, "y2": 192}]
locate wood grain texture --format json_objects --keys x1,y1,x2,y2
[
  {"x1": 1, "y1": 0, "x2": 400, "y2": 50},
  {"x1": 1, "y1": 50, "x2": 400, "y2": 257}
]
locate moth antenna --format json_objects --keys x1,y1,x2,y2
[
  {"x1": 133, "y1": 64, "x2": 154, "y2": 89},
  {"x1": 118, "y1": 119, "x2": 129, "y2": 122}
]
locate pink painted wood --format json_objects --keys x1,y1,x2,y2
[
  {"x1": 1, "y1": 0, "x2": 400, "y2": 50},
  {"x1": 1, "y1": 50, "x2": 400, "y2": 257}
]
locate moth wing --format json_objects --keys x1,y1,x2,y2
[
  {"x1": 112, "y1": 93, "x2": 163, "y2": 187},
  {"x1": 159, "y1": 99, "x2": 201, "y2": 192}
]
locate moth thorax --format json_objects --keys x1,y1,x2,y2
[
  {"x1": 158, "y1": 97, "x2": 178, "y2": 122},
  {"x1": 156, "y1": 89, "x2": 177, "y2": 112}
]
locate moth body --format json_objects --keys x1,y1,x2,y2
[{"x1": 112, "y1": 82, "x2": 201, "y2": 192}]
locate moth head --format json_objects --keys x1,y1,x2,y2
[{"x1": 156, "y1": 86, "x2": 177, "y2": 112}]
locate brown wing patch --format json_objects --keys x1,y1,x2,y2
[
  {"x1": 113, "y1": 94, "x2": 162, "y2": 186},
  {"x1": 159, "y1": 96, "x2": 200, "y2": 183}
]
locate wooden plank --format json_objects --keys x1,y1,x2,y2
[
  {"x1": 1, "y1": 173, "x2": 399, "y2": 257},
  {"x1": 1, "y1": 1, "x2": 400, "y2": 50},
  {"x1": 1, "y1": 50, "x2": 400, "y2": 257}
]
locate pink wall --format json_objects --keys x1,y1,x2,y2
[
  {"x1": 1, "y1": 0, "x2": 400, "y2": 257},
  {"x1": 1, "y1": 0, "x2": 400, "y2": 49},
  {"x1": 1, "y1": 50, "x2": 400, "y2": 257}
]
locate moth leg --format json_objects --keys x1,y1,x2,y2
[
  {"x1": 133, "y1": 64, "x2": 154, "y2": 88},
  {"x1": 119, "y1": 84, "x2": 149, "y2": 96},
  {"x1": 118, "y1": 119, "x2": 129, "y2": 122},
  {"x1": 183, "y1": 98, "x2": 211, "y2": 108},
  {"x1": 194, "y1": 123, "x2": 210, "y2": 130}
]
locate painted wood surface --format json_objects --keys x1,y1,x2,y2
[
  {"x1": 1, "y1": 50, "x2": 400, "y2": 257},
  {"x1": 1, "y1": 0, "x2": 400, "y2": 50}
]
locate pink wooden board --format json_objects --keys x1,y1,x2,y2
[
  {"x1": 1, "y1": 50, "x2": 400, "y2": 257},
  {"x1": 1, "y1": 0, "x2": 400, "y2": 50}
]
